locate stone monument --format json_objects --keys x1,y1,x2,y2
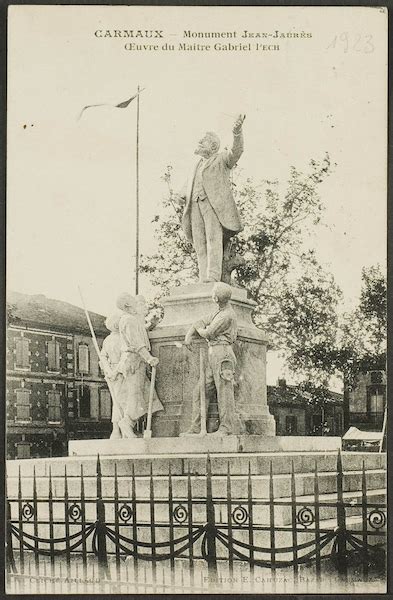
[
  {"x1": 150, "y1": 282, "x2": 276, "y2": 437},
  {"x1": 148, "y1": 114, "x2": 276, "y2": 438}
]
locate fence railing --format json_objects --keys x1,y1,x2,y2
[{"x1": 6, "y1": 451, "x2": 386, "y2": 592}]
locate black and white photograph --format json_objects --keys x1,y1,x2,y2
[{"x1": 5, "y1": 5, "x2": 387, "y2": 595}]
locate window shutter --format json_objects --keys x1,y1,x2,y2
[
  {"x1": 48, "y1": 341, "x2": 55, "y2": 369},
  {"x1": 55, "y1": 341, "x2": 60, "y2": 369},
  {"x1": 78, "y1": 344, "x2": 90, "y2": 374},
  {"x1": 48, "y1": 340, "x2": 60, "y2": 371},
  {"x1": 16, "y1": 338, "x2": 30, "y2": 368},
  {"x1": 17, "y1": 443, "x2": 31, "y2": 459},
  {"x1": 16, "y1": 389, "x2": 29, "y2": 404},
  {"x1": 16, "y1": 390, "x2": 30, "y2": 421},
  {"x1": 90, "y1": 393, "x2": 99, "y2": 419},
  {"x1": 22, "y1": 339, "x2": 29, "y2": 366},
  {"x1": 16, "y1": 339, "x2": 23, "y2": 366},
  {"x1": 48, "y1": 390, "x2": 62, "y2": 421},
  {"x1": 370, "y1": 393, "x2": 384, "y2": 415},
  {"x1": 100, "y1": 389, "x2": 112, "y2": 419}
]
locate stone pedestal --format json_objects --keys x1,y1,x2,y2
[
  {"x1": 149, "y1": 283, "x2": 276, "y2": 437},
  {"x1": 68, "y1": 435, "x2": 340, "y2": 457}
]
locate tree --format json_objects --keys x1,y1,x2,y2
[
  {"x1": 338, "y1": 264, "x2": 386, "y2": 381},
  {"x1": 140, "y1": 154, "x2": 344, "y2": 384},
  {"x1": 358, "y1": 264, "x2": 386, "y2": 357},
  {"x1": 140, "y1": 165, "x2": 198, "y2": 298},
  {"x1": 290, "y1": 263, "x2": 387, "y2": 390},
  {"x1": 272, "y1": 267, "x2": 342, "y2": 386}
]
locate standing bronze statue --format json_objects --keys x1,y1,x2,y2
[{"x1": 175, "y1": 115, "x2": 245, "y2": 283}]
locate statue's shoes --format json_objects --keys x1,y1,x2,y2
[
  {"x1": 179, "y1": 430, "x2": 201, "y2": 437},
  {"x1": 122, "y1": 429, "x2": 138, "y2": 438},
  {"x1": 209, "y1": 428, "x2": 230, "y2": 437},
  {"x1": 118, "y1": 417, "x2": 138, "y2": 438}
]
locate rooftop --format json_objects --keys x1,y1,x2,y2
[
  {"x1": 267, "y1": 382, "x2": 343, "y2": 406},
  {"x1": 7, "y1": 291, "x2": 108, "y2": 336}
]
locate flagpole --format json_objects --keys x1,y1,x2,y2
[{"x1": 135, "y1": 84, "x2": 140, "y2": 295}]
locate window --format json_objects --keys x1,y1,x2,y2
[
  {"x1": 78, "y1": 385, "x2": 91, "y2": 418},
  {"x1": 16, "y1": 443, "x2": 31, "y2": 459},
  {"x1": 15, "y1": 337, "x2": 30, "y2": 369},
  {"x1": 285, "y1": 415, "x2": 298, "y2": 435},
  {"x1": 78, "y1": 344, "x2": 90, "y2": 374},
  {"x1": 99, "y1": 388, "x2": 112, "y2": 420},
  {"x1": 48, "y1": 390, "x2": 62, "y2": 423},
  {"x1": 369, "y1": 392, "x2": 384, "y2": 416},
  {"x1": 15, "y1": 390, "x2": 31, "y2": 422},
  {"x1": 47, "y1": 339, "x2": 61, "y2": 372}
]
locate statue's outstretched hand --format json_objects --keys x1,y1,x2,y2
[{"x1": 233, "y1": 114, "x2": 245, "y2": 134}]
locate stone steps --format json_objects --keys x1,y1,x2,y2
[
  {"x1": 6, "y1": 451, "x2": 386, "y2": 478},
  {"x1": 7, "y1": 451, "x2": 386, "y2": 541},
  {"x1": 6, "y1": 468, "x2": 386, "y2": 500},
  {"x1": 8, "y1": 472, "x2": 386, "y2": 526}
]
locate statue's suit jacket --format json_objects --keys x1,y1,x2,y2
[{"x1": 181, "y1": 132, "x2": 244, "y2": 243}]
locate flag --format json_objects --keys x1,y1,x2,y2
[{"x1": 78, "y1": 88, "x2": 145, "y2": 120}]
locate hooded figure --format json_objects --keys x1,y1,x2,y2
[{"x1": 114, "y1": 292, "x2": 163, "y2": 438}]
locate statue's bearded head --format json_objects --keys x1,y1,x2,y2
[
  {"x1": 195, "y1": 131, "x2": 220, "y2": 158},
  {"x1": 116, "y1": 292, "x2": 137, "y2": 314}
]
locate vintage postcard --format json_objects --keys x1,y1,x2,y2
[{"x1": 6, "y1": 5, "x2": 387, "y2": 595}]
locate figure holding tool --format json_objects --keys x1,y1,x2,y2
[
  {"x1": 78, "y1": 287, "x2": 124, "y2": 438},
  {"x1": 180, "y1": 282, "x2": 245, "y2": 437},
  {"x1": 115, "y1": 292, "x2": 163, "y2": 438}
]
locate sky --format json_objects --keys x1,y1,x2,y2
[{"x1": 7, "y1": 6, "x2": 387, "y2": 386}]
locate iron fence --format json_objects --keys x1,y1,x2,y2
[{"x1": 6, "y1": 451, "x2": 386, "y2": 593}]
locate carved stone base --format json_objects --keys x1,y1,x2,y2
[{"x1": 149, "y1": 283, "x2": 276, "y2": 437}]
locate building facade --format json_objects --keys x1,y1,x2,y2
[
  {"x1": 267, "y1": 380, "x2": 344, "y2": 437},
  {"x1": 6, "y1": 292, "x2": 112, "y2": 459},
  {"x1": 346, "y1": 369, "x2": 386, "y2": 432},
  {"x1": 7, "y1": 292, "x2": 349, "y2": 458}
]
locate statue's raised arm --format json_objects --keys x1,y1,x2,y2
[
  {"x1": 178, "y1": 114, "x2": 245, "y2": 283},
  {"x1": 225, "y1": 114, "x2": 245, "y2": 169}
]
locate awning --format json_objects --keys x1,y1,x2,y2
[{"x1": 343, "y1": 426, "x2": 382, "y2": 441}]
